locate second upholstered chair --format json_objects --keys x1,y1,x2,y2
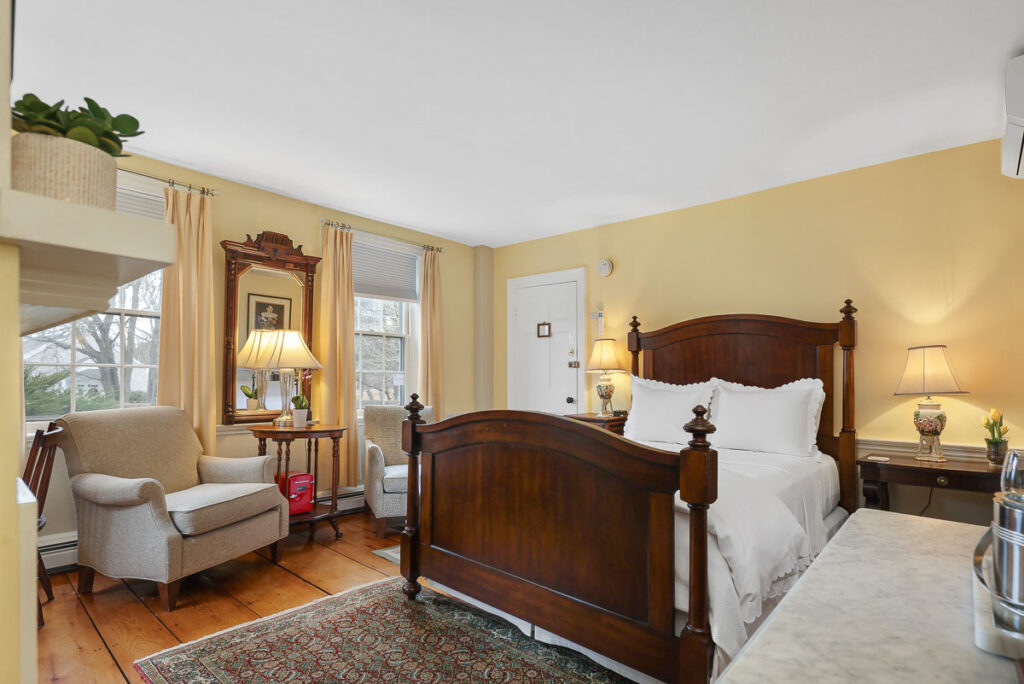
[
  {"x1": 364, "y1": 404, "x2": 434, "y2": 537},
  {"x1": 55, "y1": 406, "x2": 288, "y2": 610}
]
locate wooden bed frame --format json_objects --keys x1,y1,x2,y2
[{"x1": 400, "y1": 300, "x2": 858, "y2": 683}]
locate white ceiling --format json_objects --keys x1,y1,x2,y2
[{"x1": 12, "y1": 2, "x2": 1024, "y2": 247}]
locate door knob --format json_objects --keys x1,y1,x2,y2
[{"x1": 566, "y1": 396, "x2": 575, "y2": 404}]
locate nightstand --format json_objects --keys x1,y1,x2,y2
[
  {"x1": 858, "y1": 453, "x2": 1001, "y2": 510},
  {"x1": 566, "y1": 413, "x2": 626, "y2": 435}
]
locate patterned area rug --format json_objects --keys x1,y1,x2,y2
[{"x1": 134, "y1": 577, "x2": 629, "y2": 683}]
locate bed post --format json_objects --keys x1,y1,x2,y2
[
  {"x1": 401, "y1": 394, "x2": 425, "y2": 600},
  {"x1": 627, "y1": 316, "x2": 641, "y2": 376},
  {"x1": 838, "y1": 299, "x2": 858, "y2": 512},
  {"x1": 679, "y1": 405, "x2": 718, "y2": 684}
]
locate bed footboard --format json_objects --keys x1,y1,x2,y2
[{"x1": 400, "y1": 395, "x2": 718, "y2": 684}]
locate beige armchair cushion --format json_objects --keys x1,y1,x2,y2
[
  {"x1": 57, "y1": 406, "x2": 202, "y2": 494},
  {"x1": 164, "y1": 483, "x2": 282, "y2": 536},
  {"x1": 364, "y1": 405, "x2": 435, "y2": 467},
  {"x1": 382, "y1": 464, "x2": 408, "y2": 493}
]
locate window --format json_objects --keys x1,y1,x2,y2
[
  {"x1": 23, "y1": 273, "x2": 162, "y2": 419},
  {"x1": 354, "y1": 296, "x2": 411, "y2": 410},
  {"x1": 23, "y1": 171, "x2": 165, "y2": 420}
]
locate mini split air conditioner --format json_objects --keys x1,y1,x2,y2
[{"x1": 1002, "y1": 55, "x2": 1024, "y2": 177}]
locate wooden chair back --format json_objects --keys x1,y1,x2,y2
[{"x1": 24, "y1": 422, "x2": 62, "y2": 515}]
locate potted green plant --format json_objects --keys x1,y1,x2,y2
[
  {"x1": 291, "y1": 394, "x2": 310, "y2": 428},
  {"x1": 982, "y1": 408, "x2": 1010, "y2": 466},
  {"x1": 241, "y1": 384, "x2": 259, "y2": 411},
  {"x1": 10, "y1": 94, "x2": 143, "y2": 209}
]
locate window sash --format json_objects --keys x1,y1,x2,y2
[{"x1": 23, "y1": 308, "x2": 161, "y2": 416}]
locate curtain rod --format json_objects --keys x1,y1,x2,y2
[
  {"x1": 119, "y1": 168, "x2": 219, "y2": 197},
  {"x1": 319, "y1": 216, "x2": 444, "y2": 253}
]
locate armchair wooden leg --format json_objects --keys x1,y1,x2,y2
[
  {"x1": 37, "y1": 596, "x2": 44, "y2": 628},
  {"x1": 370, "y1": 513, "x2": 387, "y2": 538},
  {"x1": 37, "y1": 551, "x2": 53, "y2": 601},
  {"x1": 269, "y1": 541, "x2": 281, "y2": 563},
  {"x1": 157, "y1": 579, "x2": 181, "y2": 612},
  {"x1": 77, "y1": 565, "x2": 95, "y2": 595}
]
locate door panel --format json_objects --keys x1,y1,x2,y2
[{"x1": 508, "y1": 278, "x2": 580, "y2": 414}]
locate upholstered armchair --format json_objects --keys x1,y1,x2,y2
[
  {"x1": 364, "y1": 404, "x2": 433, "y2": 537},
  {"x1": 55, "y1": 406, "x2": 289, "y2": 610}
]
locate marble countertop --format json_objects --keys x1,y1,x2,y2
[{"x1": 718, "y1": 508, "x2": 1015, "y2": 684}]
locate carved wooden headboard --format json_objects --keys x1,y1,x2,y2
[{"x1": 626, "y1": 300, "x2": 858, "y2": 511}]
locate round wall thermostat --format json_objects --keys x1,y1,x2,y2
[{"x1": 597, "y1": 259, "x2": 614, "y2": 277}]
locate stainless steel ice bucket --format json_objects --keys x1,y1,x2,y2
[{"x1": 991, "y1": 492, "x2": 1024, "y2": 609}]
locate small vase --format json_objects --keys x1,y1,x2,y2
[
  {"x1": 292, "y1": 409, "x2": 308, "y2": 429},
  {"x1": 245, "y1": 398, "x2": 259, "y2": 411},
  {"x1": 987, "y1": 440, "x2": 1009, "y2": 467}
]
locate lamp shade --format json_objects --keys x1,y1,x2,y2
[
  {"x1": 586, "y1": 338, "x2": 625, "y2": 373},
  {"x1": 894, "y1": 345, "x2": 966, "y2": 396},
  {"x1": 237, "y1": 329, "x2": 322, "y2": 370}
]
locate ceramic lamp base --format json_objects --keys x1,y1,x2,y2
[
  {"x1": 595, "y1": 379, "x2": 615, "y2": 417},
  {"x1": 913, "y1": 397, "x2": 947, "y2": 462}
]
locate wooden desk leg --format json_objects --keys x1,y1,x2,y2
[
  {"x1": 258, "y1": 437, "x2": 267, "y2": 457},
  {"x1": 310, "y1": 439, "x2": 320, "y2": 540},
  {"x1": 284, "y1": 440, "x2": 292, "y2": 479},
  {"x1": 306, "y1": 438, "x2": 312, "y2": 474},
  {"x1": 329, "y1": 436, "x2": 342, "y2": 539},
  {"x1": 863, "y1": 479, "x2": 889, "y2": 511}
]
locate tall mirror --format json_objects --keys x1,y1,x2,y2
[{"x1": 222, "y1": 231, "x2": 320, "y2": 424}]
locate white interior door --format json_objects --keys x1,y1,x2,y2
[{"x1": 507, "y1": 268, "x2": 585, "y2": 414}]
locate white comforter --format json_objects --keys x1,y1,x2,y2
[{"x1": 642, "y1": 442, "x2": 838, "y2": 661}]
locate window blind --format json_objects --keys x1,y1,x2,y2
[
  {"x1": 353, "y1": 237, "x2": 420, "y2": 301},
  {"x1": 115, "y1": 186, "x2": 166, "y2": 220}
]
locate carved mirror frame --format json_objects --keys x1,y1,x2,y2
[{"x1": 221, "y1": 231, "x2": 321, "y2": 425}]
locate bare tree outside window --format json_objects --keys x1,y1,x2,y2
[
  {"x1": 355, "y1": 296, "x2": 408, "y2": 409},
  {"x1": 23, "y1": 271, "x2": 162, "y2": 419}
]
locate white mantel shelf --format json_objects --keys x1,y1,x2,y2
[{"x1": 0, "y1": 188, "x2": 175, "y2": 335}]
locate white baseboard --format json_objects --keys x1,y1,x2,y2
[{"x1": 38, "y1": 493, "x2": 366, "y2": 571}]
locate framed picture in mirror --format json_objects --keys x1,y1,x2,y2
[{"x1": 247, "y1": 294, "x2": 292, "y2": 337}]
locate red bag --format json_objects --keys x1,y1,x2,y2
[{"x1": 276, "y1": 471, "x2": 314, "y2": 515}]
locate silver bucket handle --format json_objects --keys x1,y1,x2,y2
[{"x1": 974, "y1": 527, "x2": 992, "y2": 589}]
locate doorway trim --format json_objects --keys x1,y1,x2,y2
[{"x1": 506, "y1": 267, "x2": 587, "y2": 411}]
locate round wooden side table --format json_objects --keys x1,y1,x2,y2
[{"x1": 247, "y1": 424, "x2": 349, "y2": 539}]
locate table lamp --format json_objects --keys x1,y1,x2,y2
[
  {"x1": 237, "y1": 329, "x2": 322, "y2": 426},
  {"x1": 586, "y1": 338, "x2": 625, "y2": 416},
  {"x1": 237, "y1": 329, "x2": 275, "y2": 410},
  {"x1": 894, "y1": 344, "x2": 967, "y2": 462}
]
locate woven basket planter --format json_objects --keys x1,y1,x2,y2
[{"x1": 12, "y1": 133, "x2": 116, "y2": 209}]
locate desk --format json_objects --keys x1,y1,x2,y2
[
  {"x1": 247, "y1": 424, "x2": 348, "y2": 539},
  {"x1": 859, "y1": 453, "x2": 1001, "y2": 511},
  {"x1": 718, "y1": 509, "x2": 1013, "y2": 683}
]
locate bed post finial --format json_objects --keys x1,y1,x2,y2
[
  {"x1": 679, "y1": 405, "x2": 717, "y2": 683},
  {"x1": 402, "y1": 393, "x2": 426, "y2": 601},
  {"x1": 627, "y1": 316, "x2": 642, "y2": 376},
  {"x1": 683, "y1": 405, "x2": 716, "y2": 448},
  {"x1": 841, "y1": 298, "x2": 857, "y2": 320},
  {"x1": 405, "y1": 393, "x2": 424, "y2": 422}
]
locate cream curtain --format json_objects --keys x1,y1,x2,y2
[
  {"x1": 314, "y1": 226, "x2": 359, "y2": 486},
  {"x1": 418, "y1": 248, "x2": 444, "y2": 419},
  {"x1": 157, "y1": 188, "x2": 217, "y2": 454}
]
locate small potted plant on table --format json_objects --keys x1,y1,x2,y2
[
  {"x1": 241, "y1": 384, "x2": 259, "y2": 411},
  {"x1": 291, "y1": 394, "x2": 310, "y2": 428},
  {"x1": 983, "y1": 408, "x2": 1010, "y2": 466}
]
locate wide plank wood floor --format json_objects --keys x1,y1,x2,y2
[{"x1": 37, "y1": 509, "x2": 401, "y2": 683}]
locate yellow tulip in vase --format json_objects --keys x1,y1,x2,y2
[{"x1": 983, "y1": 408, "x2": 1010, "y2": 466}]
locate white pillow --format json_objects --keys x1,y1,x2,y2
[
  {"x1": 623, "y1": 376, "x2": 714, "y2": 444},
  {"x1": 708, "y1": 378, "x2": 825, "y2": 456}
]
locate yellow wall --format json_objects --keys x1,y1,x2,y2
[
  {"x1": 493, "y1": 140, "x2": 1024, "y2": 449},
  {"x1": 0, "y1": 244, "x2": 22, "y2": 679}
]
